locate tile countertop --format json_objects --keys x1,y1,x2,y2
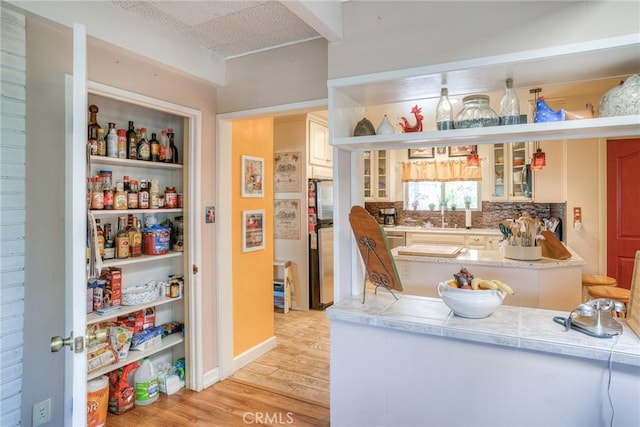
[
  {"x1": 326, "y1": 292, "x2": 640, "y2": 367},
  {"x1": 392, "y1": 246, "x2": 586, "y2": 269}
]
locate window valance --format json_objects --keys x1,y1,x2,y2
[{"x1": 401, "y1": 160, "x2": 482, "y2": 182}]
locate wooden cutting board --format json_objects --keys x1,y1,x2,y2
[
  {"x1": 398, "y1": 245, "x2": 463, "y2": 258},
  {"x1": 538, "y1": 230, "x2": 572, "y2": 260},
  {"x1": 349, "y1": 206, "x2": 403, "y2": 291}
]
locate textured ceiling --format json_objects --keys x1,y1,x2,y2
[{"x1": 112, "y1": 0, "x2": 322, "y2": 59}]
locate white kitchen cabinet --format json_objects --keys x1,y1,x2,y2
[
  {"x1": 364, "y1": 150, "x2": 391, "y2": 201},
  {"x1": 84, "y1": 84, "x2": 195, "y2": 389},
  {"x1": 489, "y1": 142, "x2": 533, "y2": 201},
  {"x1": 308, "y1": 117, "x2": 331, "y2": 167},
  {"x1": 405, "y1": 230, "x2": 502, "y2": 250}
]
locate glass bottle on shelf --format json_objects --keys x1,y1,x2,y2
[
  {"x1": 159, "y1": 130, "x2": 168, "y2": 162},
  {"x1": 103, "y1": 223, "x2": 115, "y2": 260},
  {"x1": 129, "y1": 216, "x2": 142, "y2": 257},
  {"x1": 127, "y1": 180, "x2": 139, "y2": 209},
  {"x1": 150, "y1": 132, "x2": 160, "y2": 162},
  {"x1": 137, "y1": 128, "x2": 151, "y2": 161},
  {"x1": 127, "y1": 121, "x2": 138, "y2": 160},
  {"x1": 500, "y1": 78, "x2": 520, "y2": 125},
  {"x1": 435, "y1": 88, "x2": 454, "y2": 130},
  {"x1": 88, "y1": 104, "x2": 102, "y2": 153},
  {"x1": 115, "y1": 215, "x2": 130, "y2": 259},
  {"x1": 139, "y1": 179, "x2": 150, "y2": 209},
  {"x1": 167, "y1": 128, "x2": 178, "y2": 163},
  {"x1": 106, "y1": 122, "x2": 118, "y2": 158},
  {"x1": 90, "y1": 177, "x2": 104, "y2": 210},
  {"x1": 114, "y1": 181, "x2": 128, "y2": 210},
  {"x1": 96, "y1": 128, "x2": 106, "y2": 157}
]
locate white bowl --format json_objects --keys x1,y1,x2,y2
[{"x1": 437, "y1": 282, "x2": 506, "y2": 319}]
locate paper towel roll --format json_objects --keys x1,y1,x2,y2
[{"x1": 465, "y1": 209, "x2": 472, "y2": 229}]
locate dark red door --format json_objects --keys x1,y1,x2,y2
[{"x1": 607, "y1": 138, "x2": 640, "y2": 289}]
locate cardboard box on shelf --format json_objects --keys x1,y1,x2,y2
[{"x1": 100, "y1": 267, "x2": 122, "y2": 307}]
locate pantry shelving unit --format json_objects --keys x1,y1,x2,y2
[
  {"x1": 328, "y1": 34, "x2": 640, "y2": 299},
  {"x1": 84, "y1": 82, "x2": 193, "y2": 392}
]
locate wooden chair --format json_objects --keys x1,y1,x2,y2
[{"x1": 582, "y1": 274, "x2": 617, "y2": 302}]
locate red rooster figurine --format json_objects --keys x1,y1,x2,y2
[{"x1": 399, "y1": 105, "x2": 424, "y2": 133}]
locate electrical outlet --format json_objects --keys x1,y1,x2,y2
[
  {"x1": 32, "y1": 398, "x2": 51, "y2": 427},
  {"x1": 401, "y1": 264, "x2": 410, "y2": 280}
]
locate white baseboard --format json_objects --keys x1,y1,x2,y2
[
  {"x1": 233, "y1": 335, "x2": 277, "y2": 371},
  {"x1": 200, "y1": 336, "x2": 277, "y2": 390},
  {"x1": 202, "y1": 367, "x2": 220, "y2": 389}
]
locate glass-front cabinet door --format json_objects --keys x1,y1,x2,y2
[
  {"x1": 490, "y1": 142, "x2": 532, "y2": 201},
  {"x1": 492, "y1": 144, "x2": 506, "y2": 199},
  {"x1": 363, "y1": 150, "x2": 389, "y2": 201}
]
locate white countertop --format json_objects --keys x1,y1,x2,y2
[
  {"x1": 392, "y1": 246, "x2": 585, "y2": 269},
  {"x1": 327, "y1": 292, "x2": 640, "y2": 367},
  {"x1": 385, "y1": 226, "x2": 502, "y2": 236}
]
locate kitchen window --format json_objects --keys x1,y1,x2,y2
[{"x1": 404, "y1": 181, "x2": 480, "y2": 211}]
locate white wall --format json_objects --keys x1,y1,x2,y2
[{"x1": 217, "y1": 38, "x2": 328, "y2": 114}]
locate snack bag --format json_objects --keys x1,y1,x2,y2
[{"x1": 108, "y1": 362, "x2": 139, "y2": 415}]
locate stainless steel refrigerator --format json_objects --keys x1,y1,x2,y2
[{"x1": 308, "y1": 179, "x2": 333, "y2": 310}]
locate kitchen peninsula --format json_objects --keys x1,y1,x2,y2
[
  {"x1": 392, "y1": 244, "x2": 584, "y2": 311},
  {"x1": 327, "y1": 292, "x2": 640, "y2": 427}
]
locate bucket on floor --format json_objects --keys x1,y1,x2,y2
[{"x1": 87, "y1": 375, "x2": 109, "y2": 427}]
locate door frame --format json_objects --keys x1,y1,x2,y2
[{"x1": 215, "y1": 99, "x2": 327, "y2": 380}]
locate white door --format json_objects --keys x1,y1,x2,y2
[{"x1": 59, "y1": 23, "x2": 89, "y2": 425}]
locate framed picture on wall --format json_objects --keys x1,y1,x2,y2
[
  {"x1": 242, "y1": 209, "x2": 265, "y2": 252},
  {"x1": 242, "y1": 155, "x2": 264, "y2": 197},
  {"x1": 448, "y1": 145, "x2": 477, "y2": 157},
  {"x1": 408, "y1": 148, "x2": 434, "y2": 159},
  {"x1": 274, "y1": 151, "x2": 301, "y2": 193}
]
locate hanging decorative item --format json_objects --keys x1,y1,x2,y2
[
  {"x1": 531, "y1": 141, "x2": 546, "y2": 171},
  {"x1": 599, "y1": 74, "x2": 640, "y2": 117},
  {"x1": 399, "y1": 105, "x2": 424, "y2": 133},
  {"x1": 353, "y1": 117, "x2": 376, "y2": 136}
]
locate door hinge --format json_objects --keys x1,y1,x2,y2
[{"x1": 192, "y1": 264, "x2": 199, "y2": 275}]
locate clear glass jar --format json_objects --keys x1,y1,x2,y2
[{"x1": 454, "y1": 95, "x2": 499, "y2": 128}]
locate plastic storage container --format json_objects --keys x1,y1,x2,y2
[
  {"x1": 134, "y1": 357, "x2": 159, "y2": 406},
  {"x1": 454, "y1": 95, "x2": 499, "y2": 128},
  {"x1": 87, "y1": 376, "x2": 109, "y2": 427}
]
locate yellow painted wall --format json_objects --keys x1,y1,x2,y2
[{"x1": 232, "y1": 118, "x2": 274, "y2": 356}]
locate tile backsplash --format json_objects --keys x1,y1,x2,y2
[{"x1": 365, "y1": 201, "x2": 566, "y2": 240}]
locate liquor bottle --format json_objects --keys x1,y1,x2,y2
[
  {"x1": 137, "y1": 128, "x2": 151, "y2": 161},
  {"x1": 96, "y1": 128, "x2": 106, "y2": 157},
  {"x1": 167, "y1": 128, "x2": 178, "y2": 163},
  {"x1": 159, "y1": 130, "x2": 168, "y2": 162},
  {"x1": 88, "y1": 104, "x2": 102, "y2": 152},
  {"x1": 500, "y1": 78, "x2": 520, "y2": 125},
  {"x1": 115, "y1": 216, "x2": 130, "y2": 259},
  {"x1": 150, "y1": 132, "x2": 160, "y2": 162},
  {"x1": 129, "y1": 216, "x2": 143, "y2": 257},
  {"x1": 103, "y1": 223, "x2": 115, "y2": 260},
  {"x1": 127, "y1": 121, "x2": 138, "y2": 160},
  {"x1": 106, "y1": 122, "x2": 118, "y2": 158},
  {"x1": 435, "y1": 88, "x2": 454, "y2": 130},
  {"x1": 95, "y1": 218, "x2": 105, "y2": 260}
]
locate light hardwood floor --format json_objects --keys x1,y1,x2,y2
[{"x1": 106, "y1": 309, "x2": 330, "y2": 426}]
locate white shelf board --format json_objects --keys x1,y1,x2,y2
[
  {"x1": 332, "y1": 115, "x2": 640, "y2": 151},
  {"x1": 87, "y1": 333, "x2": 184, "y2": 380},
  {"x1": 101, "y1": 251, "x2": 183, "y2": 268},
  {"x1": 91, "y1": 208, "x2": 183, "y2": 216},
  {"x1": 90, "y1": 155, "x2": 183, "y2": 170},
  {"x1": 328, "y1": 34, "x2": 640, "y2": 105},
  {"x1": 87, "y1": 295, "x2": 183, "y2": 325}
]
